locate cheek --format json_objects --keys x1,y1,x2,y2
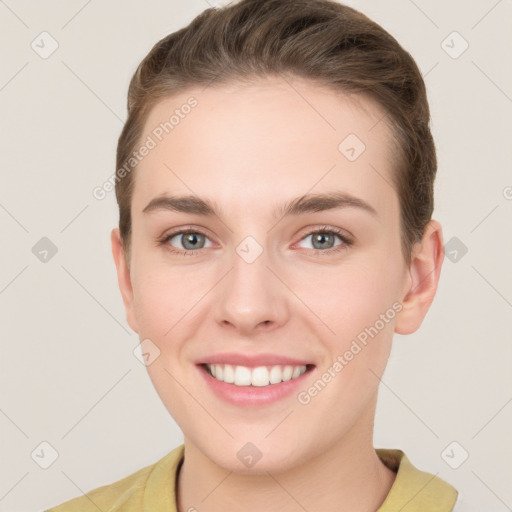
[
  {"x1": 293, "y1": 255, "x2": 402, "y2": 339},
  {"x1": 130, "y1": 264, "x2": 213, "y2": 386},
  {"x1": 132, "y1": 278, "x2": 163, "y2": 333},
  {"x1": 130, "y1": 270, "x2": 199, "y2": 426},
  {"x1": 131, "y1": 269, "x2": 188, "y2": 341},
  {"x1": 295, "y1": 261, "x2": 399, "y2": 417},
  {"x1": 291, "y1": 251, "x2": 402, "y2": 400}
]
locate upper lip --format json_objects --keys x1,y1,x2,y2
[{"x1": 196, "y1": 353, "x2": 315, "y2": 368}]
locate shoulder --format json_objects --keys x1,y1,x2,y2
[
  {"x1": 43, "y1": 463, "x2": 153, "y2": 512},
  {"x1": 43, "y1": 445, "x2": 185, "y2": 512},
  {"x1": 376, "y1": 448, "x2": 459, "y2": 512}
]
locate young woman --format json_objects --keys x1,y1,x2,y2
[{"x1": 46, "y1": 0, "x2": 458, "y2": 510}]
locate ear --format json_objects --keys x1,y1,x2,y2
[
  {"x1": 111, "y1": 228, "x2": 139, "y2": 333},
  {"x1": 394, "y1": 219, "x2": 445, "y2": 335}
]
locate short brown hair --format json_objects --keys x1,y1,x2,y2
[{"x1": 115, "y1": 0, "x2": 436, "y2": 266}]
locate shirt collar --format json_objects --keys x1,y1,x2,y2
[{"x1": 376, "y1": 448, "x2": 458, "y2": 511}]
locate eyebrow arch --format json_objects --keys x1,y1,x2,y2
[{"x1": 142, "y1": 191, "x2": 378, "y2": 219}]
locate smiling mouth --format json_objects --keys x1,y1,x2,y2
[{"x1": 201, "y1": 363, "x2": 315, "y2": 387}]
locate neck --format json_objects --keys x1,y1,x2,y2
[{"x1": 176, "y1": 408, "x2": 396, "y2": 512}]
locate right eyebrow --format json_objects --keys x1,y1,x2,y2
[{"x1": 142, "y1": 195, "x2": 219, "y2": 216}]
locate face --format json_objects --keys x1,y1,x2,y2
[{"x1": 112, "y1": 76, "x2": 428, "y2": 473}]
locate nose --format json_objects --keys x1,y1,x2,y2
[{"x1": 213, "y1": 245, "x2": 289, "y2": 336}]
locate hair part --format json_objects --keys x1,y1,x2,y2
[{"x1": 115, "y1": 0, "x2": 436, "y2": 267}]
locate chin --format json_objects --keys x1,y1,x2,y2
[{"x1": 195, "y1": 436, "x2": 310, "y2": 475}]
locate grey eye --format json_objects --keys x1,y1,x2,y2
[
  {"x1": 299, "y1": 231, "x2": 343, "y2": 250},
  {"x1": 312, "y1": 232, "x2": 336, "y2": 249},
  {"x1": 168, "y1": 232, "x2": 211, "y2": 251}
]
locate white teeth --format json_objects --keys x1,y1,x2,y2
[
  {"x1": 291, "y1": 366, "x2": 301, "y2": 379},
  {"x1": 282, "y1": 365, "x2": 294, "y2": 381},
  {"x1": 206, "y1": 363, "x2": 308, "y2": 387},
  {"x1": 251, "y1": 366, "x2": 269, "y2": 387},
  {"x1": 234, "y1": 366, "x2": 252, "y2": 386},
  {"x1": 269, "y1": 366, "x2": 282, "y2": 384},
  {"x1": 223, "y1": 364, "x2": 235, "y2": 383}
]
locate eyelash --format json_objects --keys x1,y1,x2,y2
[{"x1": 158, "y1": 225, "x2": 353, "y2": 257}]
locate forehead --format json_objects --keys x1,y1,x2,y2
[{"x1": 132, "y1": 76, "x2": 398, "y2": 222}]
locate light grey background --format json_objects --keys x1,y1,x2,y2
[{"x1": 1, "y1": 1, "x2": 511, "y2": 511}]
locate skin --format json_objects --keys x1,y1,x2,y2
[{"x1": 111, "y1": 75, "x2": 444, "y2": 512}]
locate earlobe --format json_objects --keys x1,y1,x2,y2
[
  {"x1": 111, "y1": 228, "x2": 139, "y2": 333},
  {"x1": 394, "y1": 220, "x2": 445, "y2": 335}
]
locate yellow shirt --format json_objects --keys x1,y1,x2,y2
[{"x1": 45, "y1": 445, "x2": 458, "y2": 512}]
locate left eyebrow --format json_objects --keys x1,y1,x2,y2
[
  {"x1": 142, "y1": 191, "x2": 378, "y2": 219},
  {"x1": 275, "y1": 191, "x2": 378, "y2": 219}
]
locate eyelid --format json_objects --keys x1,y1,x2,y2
[
  {"x1": 158, "y1": 225, "x2": 217, "y2": 255},
  {"x1": 292, "y1": 225, "x2": 353, "y2": 251},
  {"x1": 296, "y1": 224, "x2": 353, "y2": 242},
  {"x1": 159, "y1": 224, "x2": 353, "y2": 255}
]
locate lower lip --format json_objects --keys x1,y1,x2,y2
[{"x1": 197, "y1": 364, "x2": 315, "y2": 407}]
